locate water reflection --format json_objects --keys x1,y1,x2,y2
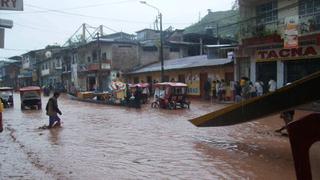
[{"x1": 48, "y1": 128, "x2": 62, "y2": 146}]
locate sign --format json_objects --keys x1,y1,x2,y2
[
  {"x1": 256, "y1": 46, "x2": 320, "y2": 62},
  {"x1": 0, "y1": 19, "x2": 12, "y2": 28},
  {"x1": 0, "y1": 0, "x2": 23, "y2": 11},
  {"x1": 284, "y1": 16, "x2": 299, "y2": 48},
  {"x1": 101, "y1": 63, "x2": 110, "y2": 70},
  {"x1": 0, "y1": 28, "x2": 4, "y2": 48}
]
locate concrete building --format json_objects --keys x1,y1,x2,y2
[
  {"x1": 39, "y1": 48, "x2": 64, "y2": 90},
  {"x1": 0, "y1": 57, "x2": 21, "y2": 89},
  {"x1": 237, "y1": 0, "x2": 320, "y2": 88},
  {"x1": 72, "y1": 38, "x2": 139, "y2": 91}
]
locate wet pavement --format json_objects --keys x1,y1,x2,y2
[{"x1": 0, "y1": 93, "x2": 317, "y2": 179}]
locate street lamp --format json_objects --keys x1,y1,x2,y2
[{"x1": 140, "y1": 1, "x2": 164, "y2": 82}]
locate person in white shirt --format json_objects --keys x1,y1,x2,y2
[
  {"x1": 255, "y1": 81, "x2": 263, "y2": 96},
  {"x1": 268, "y1": 79, "x2": 277, "y2": 92}
]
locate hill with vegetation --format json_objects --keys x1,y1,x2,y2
[{"x1": 184, "y1": 10, "x2": 239, "y2": 40}]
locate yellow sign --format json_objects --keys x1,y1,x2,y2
[{"x1": 187, "y1": 81, "x2": 200, "y2": 96}]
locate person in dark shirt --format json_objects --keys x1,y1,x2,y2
[{"x1": 46, "y1": 92, "x2": 62, "y2": 128}]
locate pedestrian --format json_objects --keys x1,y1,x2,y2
[
  {"x1": 249, "y1": 82, "x2": 257, "y2": 98},
  {"x1": 254, "y1": 81, "x2": 263, "y2": 96},
  {"x1": 211, "y1": 80, "x2": 216, "y2": 101},
  {"x1": 45, "y1": 92, "x2": 62, "y2": 128},
  {"x1": 268, "y1": 79, "x2": 277, "y2": 93},
  {"x1": 204, "y1": 80, "x2": 211, "y2": 100},
  {"x1": 134, "y1": 86, "x2": 142, "y2": 108},
  {"x1": 234, "y1": 81, "x2": 242, "y2": 102},
  {"x1": 220, "y1": 80, "x2": 226, "y2": 101},
  {"x1": 241, "y1": 77, "x2": 250, "y2": 100},
  {"x1": 215, "y1": 80, "x2": 221, "y2": 100}
]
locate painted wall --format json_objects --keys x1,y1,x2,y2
[{"x1": 127, "y1": 65, "x2": 233, "y2": 96}]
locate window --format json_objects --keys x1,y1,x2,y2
[
  {"x1": 142, "y1": 46, "x2": 158, "y2": 52},
  {"x1": 102, "y1": 52, "x2": 107, "y2": 60},
  {"x1": 256, "y1": 1, "x2": 278, "y2": 24},
  {"x1": 92, "y1": 51, "x2": 97, "y2": 61},
  {"x1": 170, "y1": 47, "x2": 180, "y2": 52},
  {"x1": 299, "y1": 0, "x2": 320, "y2": 17}
]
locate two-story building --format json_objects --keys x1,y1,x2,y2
[
  {"x1": 237, "y1": 0, "x2": 320, "y2": 88},
  {"x1": 0, "y1": 57, "x2": 21, "y2": 89},
  {"x1": 73, "y1": 37, "x2": 139, "y2": 91},
  {"x1": 39, "y1": 48, "x2": 64, "y2": 90}
]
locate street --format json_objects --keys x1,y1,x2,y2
[{"x1": 0, "y1": 93, "x2": 307, "y2": 179}]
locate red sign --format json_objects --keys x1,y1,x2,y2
[{"x1": 256, "y1": 46, "x2": 320, "y2": 61}]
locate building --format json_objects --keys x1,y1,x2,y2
[
  {"x1": 39, "y1": 48, "x2": 64, "y2": 90},
  {"x1": 72, "y1": 38, "x2": 139, "y2": 91},
  {"x1": 127, "y1": 45, "x2": 235, "y2": 98},
  {"x1": 0, "y1": 57, "x2": 21, "y2": 89},
  {"x1": 237, "y1": 0, "x2": 320, "y2": 88}
]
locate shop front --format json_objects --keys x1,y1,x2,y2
[{"x1": 255, "y1": 45, "x2": 320, "y2": 87}]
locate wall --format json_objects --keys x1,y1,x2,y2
[
  {"x1": 127, "y1": 65, "x2": 234, "y2": 96},
  {"x1": 111, "y1": 43, "x2": 139, "y2": 72}
]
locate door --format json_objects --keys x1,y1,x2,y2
[{"x1": 200, "y1": 73, "x2": 208, "y2": 98}]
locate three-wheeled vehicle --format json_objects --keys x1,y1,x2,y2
[
  {"x1": 20, "y1": 86, "x2": 42, "y2": 110},
  {"x1": 0, "y1": 87, "x2": 14, "y2": 108},
  {"x1": 129, "y1": 83, "x2": 150, "y2": 104},
  {"x1": 152, "y1": 82, "x2": 190, "y2": 109}
]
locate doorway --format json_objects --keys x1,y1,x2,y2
[{"x1": 200, "y1": 73, "x2": 208, "y2": 98}]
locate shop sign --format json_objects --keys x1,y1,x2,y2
[
  {"x1": 101, "y1": 63, "x2": 110, "y2": 70},
  {"x1": 256, "y1": 46, "x2": 320, "y2": 62},
  {"x1": 0, "y1": 0, "x2": 23, "y2": 11}
]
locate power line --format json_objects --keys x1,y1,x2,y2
[
  {"x1": 24, "y1": 4, "x2": 152, "y2": 25},
  {"x1": 0, "y1": 48, "x2": 30, "y2": 51},
  {"x1": 1, "y1": 0, "x2": 138, "y2": 15}
]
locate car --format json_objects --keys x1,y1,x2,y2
[{"x1": 20, "y1": 86, "x2": 42, "y2": 110}]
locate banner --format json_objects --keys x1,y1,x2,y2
[{"x1": 284, "y1": 16, "x2": 299, "y2": 49}]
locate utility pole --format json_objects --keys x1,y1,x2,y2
[
  {"x1": 216, "y1": 23, "x2": 220, "y2": 45},
  {"x1": 140, "y1": 1, "x2": 164, "y2": 82},
  {"x1": 97, "y1": 32, "x2": 102, "y2": 92},
  {"x1": 159, "y1": 13, "x2": 164, "y2": 82}
]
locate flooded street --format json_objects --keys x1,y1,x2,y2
[{"x1": 0, "y1": 93, "x2": 311, "y2": 179}]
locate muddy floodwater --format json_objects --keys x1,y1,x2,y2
[{"x1": 0, "y1": 93, "x2": 317, "y2": 179}]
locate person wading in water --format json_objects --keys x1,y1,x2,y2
[{"x1": 46, "y1": 92, "x2": 62, "y2": 128}]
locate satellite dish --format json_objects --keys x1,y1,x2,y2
[{"x1": 45, "y1": 51, "x2": 52, "y2": 58}]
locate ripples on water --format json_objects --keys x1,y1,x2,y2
[{"x1": 0, "y1": 94, "x2": 298, "y2": 179}]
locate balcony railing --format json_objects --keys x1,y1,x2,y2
[{"x1": 240, "y1": 13, "x2": 320, "y2": 45}]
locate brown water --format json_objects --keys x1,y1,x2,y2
[{"x1": 0, "y1": 93, "x2": 312, "y2": 179}]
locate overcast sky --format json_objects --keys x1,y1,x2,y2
[{"x1": 0, "y1": 0, "x2": 235, "y2": 58}]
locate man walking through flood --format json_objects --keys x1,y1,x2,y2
[{"x1": 46, "y1": 92, "x2": 62, "y2": 128}]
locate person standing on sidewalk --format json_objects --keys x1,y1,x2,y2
[{"x1": 46, "y1": 92, "x2": 62, "y2": 128}]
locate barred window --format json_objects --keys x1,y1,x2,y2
[
  {"x1": 299, "y1": 0, "x2": 320, "y2": 16},
  {"x1": 256, "y1": 1, "x2": 278, "y2": 24}
]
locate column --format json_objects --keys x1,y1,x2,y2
[{"x1": 277, "y1": 60, "x2": 284, "y2": 88}]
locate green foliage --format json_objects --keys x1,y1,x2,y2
[{"x1": 184, "y1": 10, "x2": 240, "y2": 40}]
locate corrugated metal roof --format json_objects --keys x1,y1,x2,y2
[{"x1": 129, "y1": 55, "x2": 233, "y2": 74}]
